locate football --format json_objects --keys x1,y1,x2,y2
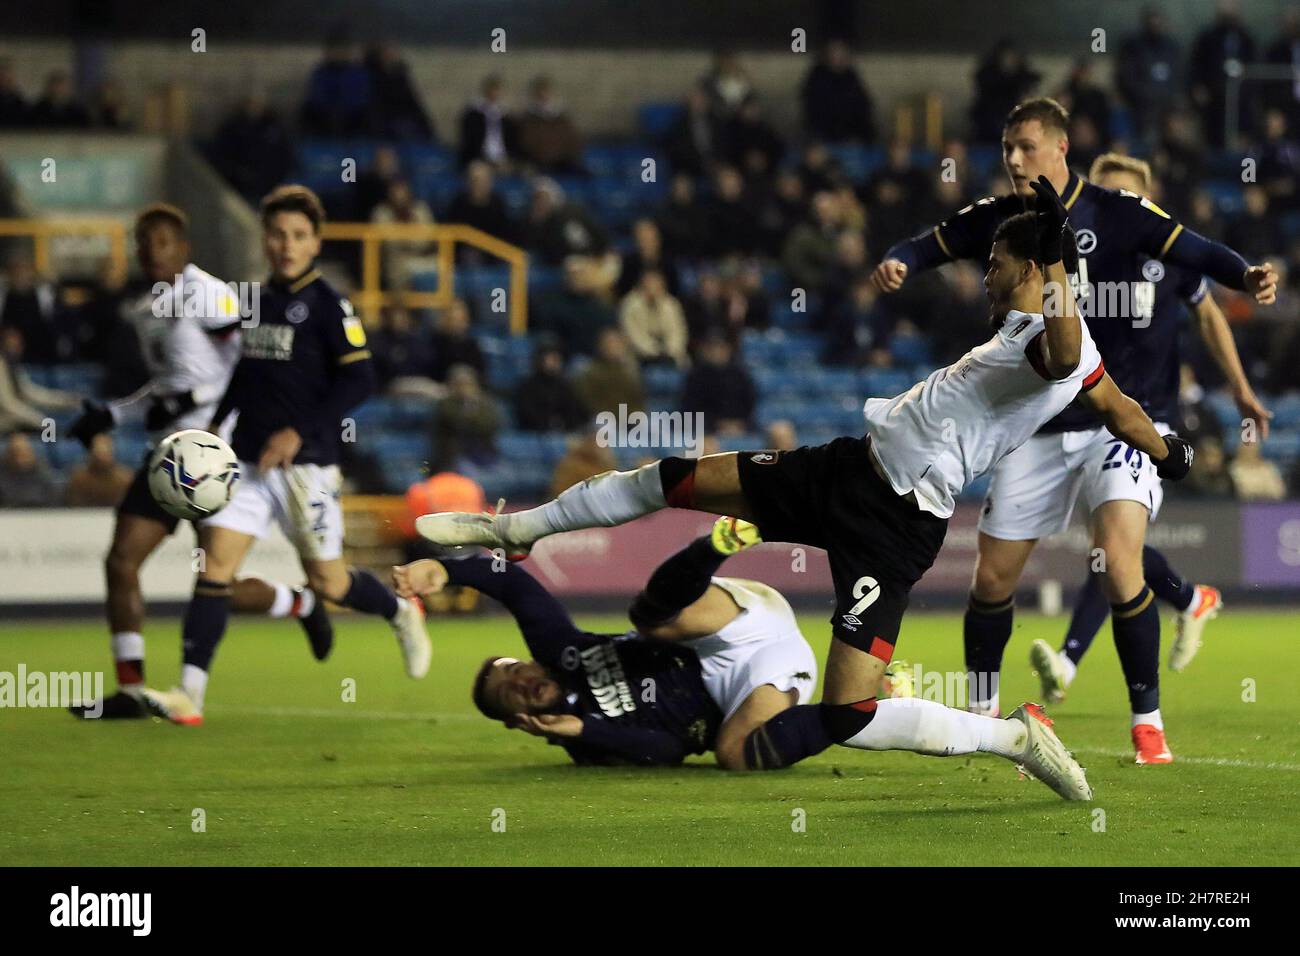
[{"x1": 146, "y1": 429, "x2": 241, "y2": 521}]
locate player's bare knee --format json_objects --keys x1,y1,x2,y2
[{"x1": 104, "y1": 546, "x2": 139, "y2": 587}]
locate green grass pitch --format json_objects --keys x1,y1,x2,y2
[{"x1": 2, "y1": 609, "x2": 1297, "y2": 866}]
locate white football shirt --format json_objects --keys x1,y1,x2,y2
[
  {"x1": 863, "y1": 309, "x2": 1105, "y2": 518},
  {"x1": 111, "y1": 263, "x2": 244, "y2": 442}
]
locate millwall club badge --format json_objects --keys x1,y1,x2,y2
[{"x1": 343, "y1": 316, "x2": 367, "y2": 347}]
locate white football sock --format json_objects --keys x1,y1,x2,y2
[
  {"x1": 500, "y1": 464, "x2": 667, "y2": 543},
  {"x1": 1132, "y1": 708, "x2": 1163, "y2": 729},
  {"x1": 268, "y1": 583, "x2": 294, "y2": 618},
  {"x1": 268, "y1": 584, "x2": 315, "y2": 619},
  {"x1": 1059, "y1": 652, "x2": 1077, "y2": 687},
  {"x1": 839, "y1": 697, "x2": 1026, "y2": 759},
  {"x1": 111, "y1": 632, "x2": 145, "y2": 695},
  {"x1": 180, "y1": 664, "x2": 208, "y2": 712}
]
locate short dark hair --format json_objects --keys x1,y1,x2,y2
[
  {"x1": 992, "y1": 211, "x2": 1040, "y2": 263},
  {"x1": 471, "y1": 656, "x2": 509, "y2": 721},
  {"x1": 1005, "y1": 96, "x2": 1070, "y2": 136},
  {"x1": 135, "y1": 202, "x2": 189, "y2": 238},
  {"x1": 259, "y1": 184, "x2": 326, "y2": 232}
]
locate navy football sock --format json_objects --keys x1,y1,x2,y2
[
  {"x1": 341, "y1": 568, "x2": 400, "y2": 620},
  {"x1": 629, "y1": 536, "x2": 728, "y2": 628},
  {"x1": 1111, "y1": 585, "x2": 1160, "y2": 713},
  {"x1": 963, "y1": 593, "x2": 1014, "y2": 707},
  {"x1": 1062, "y1": 571, "x2": 1109, "y2": 665},
  {"x1": 742, "y1": 700, "x2": 876, "y2": 770},
  {"x1": 1142, "y1": 546, "x2": 1195, "y2": 613},
  {"x1": 182, "y1": 579, "x2": 231, "y2": 671}
]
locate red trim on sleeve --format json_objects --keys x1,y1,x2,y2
[
  {"x1": 868, "y1": 636, "x2": 895, "y2": 663},
  {"x1": 1081, "y1": 359, "x2": 1106, "y2": 391}
]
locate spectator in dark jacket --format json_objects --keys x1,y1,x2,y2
[
  {"x1": 432, "y1": 365, "x2": 500, "y2": 471},
  {"x1": 0, "y1": 59, "x2": 27, "y2": 127},
  {"x1": 364, "y1": 43, "x2": 434, "y2": 141},
  {"x1": 459, "y1": 74, "x2": 513, "y2": 168},
  {"x1": 969, "y1": 39, "x2": 1041, "y2": 143},
  {"x1": 801, "y1": 40, "x2": 876, "y2": 143},
  {"x1": 1118, "y1": 7, "x2": 1184, "y2": 147},
  {"x1": 0, "y1": 256, "x2": 65, "y2": 365},
  {"x1": 514, "y1": 336, "x2": 588, "y2": 433},
  {"x1": 212, "y1": 93, "x2": 294, "y2": 204},
  {"x1": 514, "y1": 75, "x2": 584, "y2": 175},
  {"x1": 518, "y1": 179, "x2": 609, "y2": 265},
  {"x1": 664, "y1": 86, "x2": 721, "y2": 177},
  {"x1": 680, "y1": 334, "x2": 756, "y2": 435},
  {"x1": 27, "y1": 70, "x2": 90, "y2": 128},
  {"x1": 656, "y1": 173, "x2": 711, "y2": 260},
  {"x1": 537, "y1": 259, "x2": 618, "y2": 358},
  {"x1": 723, "y1": 95, "x2": 786, "y2": 173},
  {"x1": 371, "y1": 307, "x2": 436, "y2": 392},
  {"x1": 1189, "y1": 2, "x2": 1258, "y2": 146},
  {"x1": 617, "y1": 218, "x2": 680, "y2": 297},
  {"x1": 704, "y1": 165, "x2": 761, "y2": 257},
  {"x1": 429, "y1": 298, "x2": 487, "y2": 384},
  {"x1": 300, "y1": 35, "x2": 371, "y2": 137},
  {"x1": 443, "y1": 161, "x2": 516, "y2": 263},
  {"x1": 1266, "y1": 10, "x2": 1300, "y2": 127}
]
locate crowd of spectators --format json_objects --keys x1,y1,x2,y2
[{"x1": 4, "y1": 7, "x2": 1300, "y2": 504}]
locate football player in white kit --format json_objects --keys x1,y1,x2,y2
[
  {"x1": 415, "y1": 179, "x2": 1193, "y2": 799},
  {"x1": 67, "y1": 204, "x2": 333, "y2": 720}
]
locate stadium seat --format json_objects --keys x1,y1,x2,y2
[{"x1": 638, "y1": 103, "x2": 684, "y2": 139}]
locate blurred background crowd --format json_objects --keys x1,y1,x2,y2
[{"x1": 2, "y1": 0, "x2": 1299, "y2": 510}]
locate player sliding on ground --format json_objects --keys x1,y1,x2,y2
[
  {"x1": 418, "y1": 179, "x2": 1194, "y2": 800},
  {"x1": 139, "y1": 186, "x2": 431, "y2": 726},
  {"x1": 65, "y1": 204, "x2": 333, "y2": 720},
  {"x1": 395, "y1": 519, "x2": 820, "y2": 768}
]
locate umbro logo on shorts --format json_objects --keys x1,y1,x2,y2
[
  {"x1": 750, "y1": 452, "x2": 777, "y2": 464},
  {"x1": 841, "y1": 614, "x2": 862, "y2": 631}
]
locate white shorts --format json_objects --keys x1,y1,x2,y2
[
  {"x1": 684, "y1": 577, "x2": 818, "y2": 722},
  {"x1": 202, "y1": 462, "x2": 345, "y2": 560},
  {"x1": 977, "y1": 423, "x2": 1171, "y2": 541}
]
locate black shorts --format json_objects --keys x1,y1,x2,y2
[
  {"x1": 736, "y1": 436, "x2": 948, "y2": 655},
  {"x1": 117, "y1": 452, "x2": 181, "y2": 533}
]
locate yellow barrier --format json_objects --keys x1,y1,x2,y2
[
  {"x1": 321, "y1": 222, "x2": 529, "y2": 335},
  {"x1": 0, "y1": 218, "x2": 529, "y2": 336},
  {"x1": 0, "y1": 218, "x2": 128, "y2": 277}
]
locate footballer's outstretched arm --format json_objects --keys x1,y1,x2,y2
[
  {"x1": 1078, "y1": 373, "x2": 1168, "y2": 462},
  {"x1": 1194, "y1": 292, "x2": 1272, "y2": 438},
  {"x1": 1038, "y1": 258, "x2": 1081, "y2": 378}
]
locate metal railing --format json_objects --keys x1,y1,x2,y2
[
  {"x1": 0, "y1": 217, "x2": 128, "y2": 276},
  {"x1": 320, "y1": 222, "x2": 529, "y2": 334}
]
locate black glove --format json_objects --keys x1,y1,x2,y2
[
  {"x1": 68, "y1": 400, "x2": 114, "y2": 448},
  {"x1": 1028, "y1": 174, "x2": 1070, "y2": 265},
  {"x1": 145, "y1": 390, "x2": 198, "y2": 432},
  {"x1": 1155, "y1": 435, "x2": 1194, "y2": 481}
]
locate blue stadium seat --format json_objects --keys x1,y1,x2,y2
[
  {"x1": 642, "y1": 364, "x2": 684, "y2": 397},
  {"x1": 1269, "y1": 393, "x2": 1300, "y2": 429},
  {"x1": 638, "y1": 103, "x2": 684, "y2": 139}
]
